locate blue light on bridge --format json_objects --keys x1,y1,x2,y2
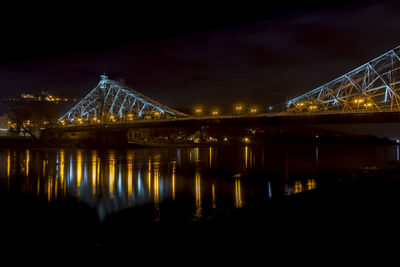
[
  {"x1": 58, "y1": 75, "x2": 187, "y2": 125},
  {"x1": 286, "y1": 45, "x2": 400, "y2": 114}
]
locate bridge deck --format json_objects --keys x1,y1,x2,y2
[{"x1": 55, "y1": 111, "x2": 400, "y2": 131}]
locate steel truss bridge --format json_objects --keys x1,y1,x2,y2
[
  {"x1": 59, "y1": 45, "x2": 400, "y2": 126},
  {"x1": 58, "y1": 75, "x2": 187, "y2": 124},
  {"x1": 286, "y1": 45, "x2": 400, "y2": 113}
]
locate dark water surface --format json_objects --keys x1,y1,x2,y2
[{"x1": 1, "y1": 144, "x2": 399, "y2": 258}]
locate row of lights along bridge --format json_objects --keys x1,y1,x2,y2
[
  {"x1": 294, "y1": 98, "x2": 374, "y2": 111},
  {"x1": 193, "y1": 105, "x2": 272, "y2": 116},
  {"x1": 58, "y1": 104, "x2": 272, "y2": 125}
]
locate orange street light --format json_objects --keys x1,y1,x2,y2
[{"x1": 235, "y1": 105, "x2": 243, "y2": 114}]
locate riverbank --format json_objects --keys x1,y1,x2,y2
[{"x1": 0, "y1": 133, "x2": 396, "y2": 149}]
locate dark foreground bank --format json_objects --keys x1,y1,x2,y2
[{"x1": 2, "y1": 164, "x2": 400, "y2": 261}]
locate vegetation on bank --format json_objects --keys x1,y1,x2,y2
[{"x1": 6, "y1": 102, "x2": 60, "y2": 139}]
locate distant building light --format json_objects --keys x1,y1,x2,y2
[{"x1": 21, "y1": 93, "x2": 35, "y2": 99}]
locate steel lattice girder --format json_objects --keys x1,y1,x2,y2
[
  {"x1": 286, "y1": 46, "x2": 400, "y2": 113},
  {"x1": 58, "y1": 75, "x2": 187, "y2": 123}
]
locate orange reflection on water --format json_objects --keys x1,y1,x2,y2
[
  {"x1": 154, "y1": 163, "x2": 160, "y2": 212},
  {"x1": 235, "y1": 178, "x2": 243, "y2": 208},
  {"x1": 172, "y1": 160, "x2": 176, "y2": 200},
  {"x1": 48, "y1": 178, "x2": 51, "y2": 202},
  {"x1": 7, "y1": 150, "x2": 10, "y2": 180},
  {"x1": 290, "y1": 179, "x2": 317, "y2": 195},
  {"x1": 92, "y1": 152, "x2": 97, "y2": 195},
  {"x1": 77, "y1": 151, "x2": 82, "y2": 197},
  {"x1": 209, "y1": 147, "x2": 212, "y2": 167},
  {"x1": 109, "y1": 153, "x2": 115, "y2": 198},
  {"x1": 244, "y1": 146, "x2": 248, "y2": 170},
  {"x1": 148, "y1": 157, "x2": 152, "y2": 197},
  {"x1": 54, "y1": 175, "x2": 58, "y2": 200},
  {"x1": 195, "y1": 169, "x2": 202, "y2": 218},
  {"x1": 212, "y1": 184, "x2": 216, "y2": 209},
  {"x1": 25, "y1": 150, "x2": 30, "y2": 177},
  {"x1": 294, "y1": 181, "x2": 303, "y2": 194},
  {"x1": 60, "y1": 150, "x2": 65, "y2": 194},
  {"x1": 37, "y1": 176, "x2": 40, "y2": 195},
  {"x1": 127, "y1": 154, "x2": 133, "y2": 201},
  {"x1": 306, "y1": 179, "x2": 317, "y2": 191},
  {"x1": 42, "y1": 160, "x2": 47, "y2": 177}
]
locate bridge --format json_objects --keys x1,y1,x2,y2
[
  {"x1": 58, "y1": 45, "x2": 400, "y2": 127},
  {"x1": 58, "y1": 74, "x2": 187, "y2": 125},
  {"x1": 49, "y1": 45, "x2": 400, "y2": 145},
  {"x1": 286, "y1": 45, "x2": 400, "y2": 114}
]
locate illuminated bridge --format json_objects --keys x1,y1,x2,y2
[
  {"x1": 286, "y1": 45, "x2": 400, "y2": 114},
  {"x1": 58, "y1": 75, "x2": 187, "y2": 125},
  {"x1": 53, "y1": 45, "x2": 400, "y2": 144},
  {"x1": 59, "y1": 45, "x2": 400, "y2": 127},
  {"x1": 48, "y1": 46, "x2": 400, "y2": 146}
]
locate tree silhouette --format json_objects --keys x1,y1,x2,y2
[{"x1": 8, "y1": 103, "x2": 59, "y2": 139}]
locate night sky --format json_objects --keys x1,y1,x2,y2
[{"x1": 1, "y1": 0, "x2": 400, "y2": 114}]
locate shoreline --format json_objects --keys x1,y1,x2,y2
[{"x1": 0, "y1": 134, "x2": 396, "y2": 149}]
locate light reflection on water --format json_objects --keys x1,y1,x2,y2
[{"x1": 0, "y1": 144, "x2": 398, "y2": 221}]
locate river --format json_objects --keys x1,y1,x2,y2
[
  {"x1": 1, "y1": 144, "x2": 398, "y2": 222},
  {"x1": 1, "y1": 143, "x2": 399, "y2": 259}
]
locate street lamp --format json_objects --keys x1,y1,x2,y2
[
  {"x1": 235, "y1": 105, "x2": 243, "y2": 114},
  {"x1": 194, "y1": 107, "x2": 203, "y2": 116},
  {"x1": 250, "y1": 108, "x2": 258, "y2": 114}
]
